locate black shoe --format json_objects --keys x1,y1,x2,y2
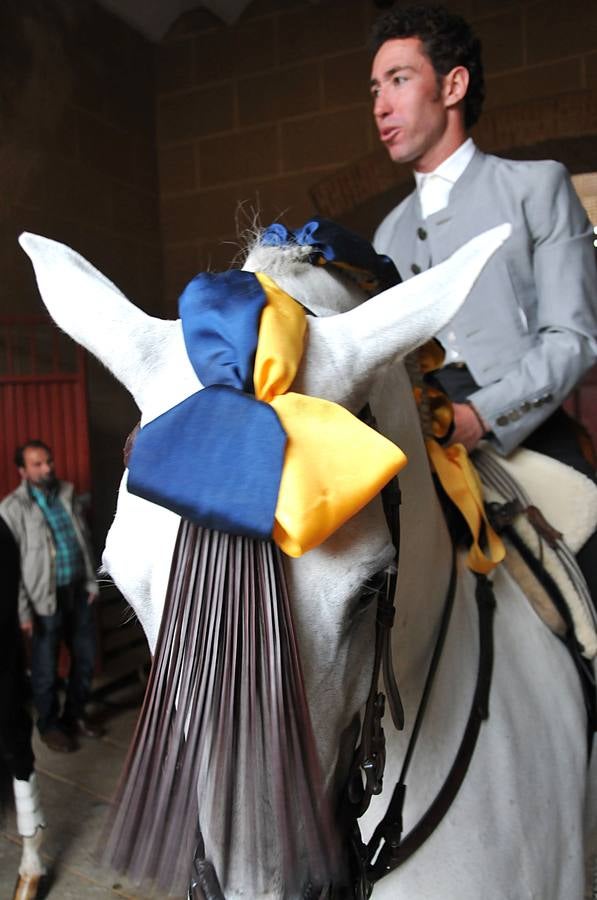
[{"x1": 40, "y1": 727, "x2": 76, "y2": 753}]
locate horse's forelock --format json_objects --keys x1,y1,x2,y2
[
  {"x1": 243, "y1": 233, "x2": 367, "y2": 319},
  {"x1": 242, "y1": 233, "x2": 313, "y2": 276}
]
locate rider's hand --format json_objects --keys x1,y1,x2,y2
[{"x1": 448, "y1": 402, "x2": 489, "y2": 453}]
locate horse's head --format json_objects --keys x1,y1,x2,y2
[{"x1": 19, "y1": 220, "x2": 509, "y2": 898}]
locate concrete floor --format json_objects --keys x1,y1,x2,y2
[
  {"x1": 2, "y1": 634, "x2": 594, "y2": 900},
  {"x1": 0, "y1": 675, "x2": 179, "y2": 900}
]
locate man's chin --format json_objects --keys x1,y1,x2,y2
[
  {"x1": 384, "y1": 142, "x2": 412, "y2": 165},
  {"x1": 39, "y1": 476, "x2": 58, "y2": 491}
]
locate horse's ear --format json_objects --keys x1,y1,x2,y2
[
  {"x1": 305, "y1": 224, "x2": 511, "y2": 403},
  {"x1": 19, "y1": 233, "x2": 172, "y2": 407}
]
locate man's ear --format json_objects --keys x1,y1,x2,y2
[
  {"x1": 442, "y1": 65, "x2": 469, "y2": 109},
  {"x1": 18, "y1": 467, "x2": 26, "y2": 480}
]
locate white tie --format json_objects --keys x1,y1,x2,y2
[{"x1": 419, "y1": 173, "x2": 453, "y2": 219}]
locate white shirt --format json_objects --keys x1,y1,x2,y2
[
  {"x1": 414, "y1": 137, "x2": 476, "y2": 219},
  {"x1": 414, "y1": 138, "x2": 476, "y2": 361}
]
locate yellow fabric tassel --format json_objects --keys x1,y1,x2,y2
[
  {"x1": 254, "y1": 272, "x2": 407, "y2": 557},
  {"x1": 426, "y1": 438, "x2": 505, "y2": 574},
  {"x1": 415, "y1": 340, "x2": 505, "y2": 573}
]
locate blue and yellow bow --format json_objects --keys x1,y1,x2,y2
[{"x1": 128, "y1": 269, "x2": 406, "y2": 557}]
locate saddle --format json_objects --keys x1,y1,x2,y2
[{"x1": 472, "y1": 443, "x2": 597, "y2": 660}]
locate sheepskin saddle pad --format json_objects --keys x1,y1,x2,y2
[{"x1": 473, "y1": 443, "x2": 597, "y2": 660}]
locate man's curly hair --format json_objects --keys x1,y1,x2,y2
[{"x1": 371, "y1": 4, "x2": 485, "y2": 130}]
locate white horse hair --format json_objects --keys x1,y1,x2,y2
[{"x1": 18, "y1": 223, "x2": 596, "y2": 899}]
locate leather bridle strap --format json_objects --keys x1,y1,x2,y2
[
  {"x1": 365, "y1": 568, "x2": 495, "y2": 882},
  {"x1": 344, "y1": 478, "x2": 404, "y2": 819}
]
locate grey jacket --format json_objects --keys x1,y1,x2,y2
[
  {"x1": 0, "y1": 480, "x2": 98, "y2": 623},
  {"x1": 374, "y1": 150, "x2": 597, "y2": 454}
]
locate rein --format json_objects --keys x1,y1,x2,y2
[
  {"x1": 365, "y1": 567, "x2": 494, "y2": 885},
  {"x1": 337, "y1": 506, "x2": 497, "y2": 899}
]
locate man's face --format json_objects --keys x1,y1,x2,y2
[
  {"x1": 370, "y1": 37, "x2": 449, "y2": 169},
  {"x1": 20, "y1": 446, "x2": 57, "y2": 489}
]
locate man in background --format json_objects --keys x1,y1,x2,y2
[
  {"x1": 0, "y1": 440, "x2": 102, "y2": 752},
  {"x1": 370, "y1": 3, "x2": 597, "y2": 594}
]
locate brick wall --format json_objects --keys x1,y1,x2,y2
[
  {"x1": 4, "y1": 0, "x2": 596, "y2": 546},
  {"x1": 0, "y1": 0, "x2": 162, "y2": 550},
  {"x1": 157, "y1": 0, "x2": 380, "y2": 309},
  {"x1": 157, "y1": 0, "x2": 597, "y2": 311}
]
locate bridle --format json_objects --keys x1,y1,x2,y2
[{"x1": 323, "y1": 476, "x2": 497, "y2": 900}]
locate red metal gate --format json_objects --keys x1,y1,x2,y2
[{"x1": 0, "y1": 316, "x2": 90, "y2": 498}]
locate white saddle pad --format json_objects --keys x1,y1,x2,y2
[
  {"x1": 474, "y1": 443, "x2": 597, "y2": 659},
  {"x1": 486, "y1": 444, "x2": 597, "y2": 552}
]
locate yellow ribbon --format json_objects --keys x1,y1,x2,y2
[
  {"x1": 416, "y1": 341, "x2": 505, "y2": 574},
  {"x1": 426, "y1": 438, "x2": 505, "y2": 574},
  {"x1": 253, "y1": 273, "x2": 407, "y2": 558}
]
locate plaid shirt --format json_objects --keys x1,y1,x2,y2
[{"x1": 30, "y1": 485, "x2": 85, "y2": 587}]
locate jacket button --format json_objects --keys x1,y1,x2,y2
[
  {"x1": 496, "y1": 415, "x2": 509, "y2": 427},
  {"x1": 508, "y1": 410, "x2": 521, "y2": 422},
  {"x1": 520, "y1": 401, "x2": 532, "y2": 413},
  {"x1": 411, "y1": 263, "x2": 422, "y2": 275},
  {"x1": 417, "y1": 227, "x2": 427, "y2": 240}
]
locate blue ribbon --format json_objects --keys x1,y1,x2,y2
[
  {"x1": 179, "y1": 270, "x2": 265, "y2": 392},
  {"x1": 261, "y1": 216, "x2": 400, "y2": 294},
  {"x1": 128, "y1": 270, "x2": 287, "y2": 540},
  {"x1": 128, "y1": 385, "x2": 285, "y2": 539}
]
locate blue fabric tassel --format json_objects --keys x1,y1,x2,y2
[{"x1": 127, "y1": 270, "x2": 287, "y2": 539}]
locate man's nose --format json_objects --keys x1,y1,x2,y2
[{"x1": 374, "y1": 87, "x2": 392, "y2": 119}]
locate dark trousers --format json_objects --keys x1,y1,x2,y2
[
  {"x1": 0, "y1": 518, "x2": 34, "y2": 786},
  {"x1": 0, "y1": 664, "x2": 34, "y2": 781},
  {"x1": 436, "y1": 365, "x2": 597, "y2": 605},
  {"x1": 31, "y1": 581, "x2": 96, "y2": 735}
]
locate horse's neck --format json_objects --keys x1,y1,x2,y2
[
  {"x1": 371, "y1": 363, "x2": 458, "y2": 682},
  {"x1": 367, "y1": 365, "x2": 590, "y2": 900}
]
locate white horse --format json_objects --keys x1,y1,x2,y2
[{"x1": 18, "y1": 222, "x2": 595, "y2": 900}]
